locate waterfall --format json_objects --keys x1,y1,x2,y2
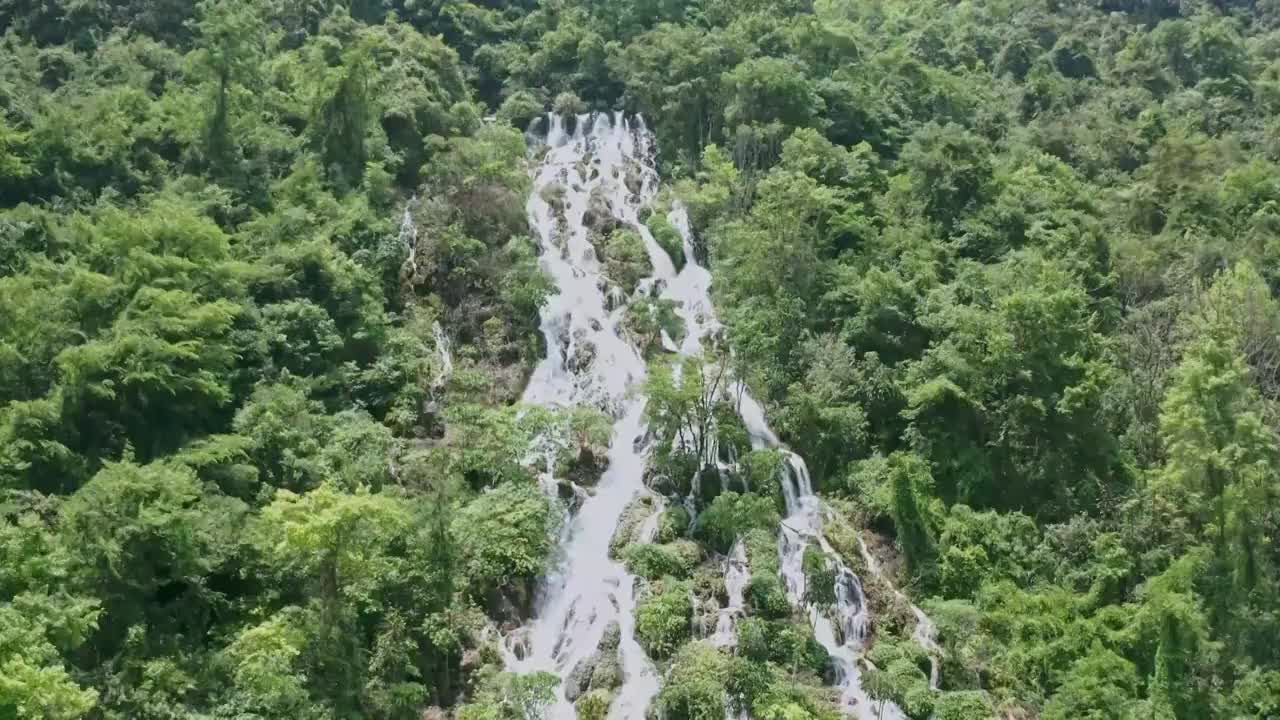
[
  {"x1": 432, "y1": 321, "x2": 453, "y2": 390},
  {"x1": 676, "y1": 257, "x2": 909, "y2": 717},
  {"x1": 711, "y1": 539, "x2": 750, "y2": 647},
  {"x1": 504, "y1": 111, "x2": 929, "y2": 720},
  {"x1": 770, "y1": 453, "x2": 909, "y2": 720},
  {"x1": 399, "y1": 197, "x2": 419, "y2": 273},
  {"x1": 503, "y1": 112, "x2": 677, "y2": 720}
]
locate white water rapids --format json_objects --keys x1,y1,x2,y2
[
  {"x1": 500, "y1": 112, "x2": 666, "y2": 720},
  {"x1": 501, "y1": 112, "x2": 931, "y2": 720}
]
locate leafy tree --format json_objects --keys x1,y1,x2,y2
[
  {"x1": 634, "y1": 578, "x2": 694, "y2": 658},
  {"x1": 1157, "y1": 288, "x2": 1278, "y2": 592},
  {"x1": 451, "y1": 482, "x2": 555, "y2": 601},
  {"x1": 695, "y1": 491, "x2": 779, "y2": 554},
  {"x1": 654, "y1": 642, "x2": 729, "y2": 720},
  {"x1": 1041, "y1": 644, "x2": 1140, "y2": 720}
]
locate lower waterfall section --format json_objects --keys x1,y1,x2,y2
[{"x1": 503, "y1": 112, "x2": 930, "y2": 720}]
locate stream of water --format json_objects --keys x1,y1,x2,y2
[{"x1": 502, "y1": 112, "x2": 928, "y2": 720}]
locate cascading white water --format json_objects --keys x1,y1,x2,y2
[
  {"x1": 400, "y1": 197, "x2": 419, "y2": 273},
  {"x1": 432, "y1": 321, "x2": 453, "y2": 390},
  {"x1": 711, "y1": 539, "x2": 750, "y2": 647},
  {"x1": 657, "y1": 220, "x2": 913, "y2": 717},
  {"x1": 504, "y1": 112, "x2": 683, "y2": 720},
  {"x1": 506, "y1": 111, "x2": 931, "y2": 720},
  {"x1": 773, "y1": 455, "x2": 908, "y2": 720}
]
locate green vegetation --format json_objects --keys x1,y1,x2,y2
[
  {"x1": 694, "y1": 491, "x2": 779, "y2": 554},
  {"x1": 653, "y1": 643, "x2": 728, "y2": 720},
  {"x1": 4, "y1": 0, "x2": 1280, "y2": 718},
  {"x1": 645, "y1": 210, "x2": 686, "y2": 271},
  {"x1": 634, "y1": 578, "x2": 694, "y2": 659},
  {"x1": 600, "y1": 226, "x2": 650, "y2": 295},
  {"x1": 623, "y1": 297, "x2": 685, "y2": 357},
  {"x1": 624, "y1": 540, "x2": 701, "y2": 581}
]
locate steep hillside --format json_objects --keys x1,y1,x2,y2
[{"x1": 2, "y1": 2, "x2": 1280, "y2": 720}]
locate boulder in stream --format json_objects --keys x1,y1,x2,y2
[
  {"x1": 582, "y1": 188, "x2": 620, "y2": 238},
  {"x1": 563, "y1": 621, "x2": 622, "y2": 701}
]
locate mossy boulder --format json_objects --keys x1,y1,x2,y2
[
  {"x1": 656, "y1": 505, "x2": 691, "y2": 543},
  {"x1": 610, "y1": 495, "x2": 657, "y2": 558},
  {"x1": 600, "y1": 227, "x2": 650, "y2": 295},
  {"x1": 565, "y1": 621, "x2": 623, "y2": 702},
  {"x1": 582, "y1": 188, "x2": 620, "y2": 238},
  {"x1": 575, "y1": 689, "x2": 612, "y2": 720}
]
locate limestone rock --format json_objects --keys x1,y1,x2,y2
[
  {"x1": 582, "y1": 189, "x2": 620, "y2": 237},
  {"x1": 565, "y1": 445, "x2": 609, "y2": 487},
  {"x1": 565, "y1": 655, "x2": 597, "y2": 702}
]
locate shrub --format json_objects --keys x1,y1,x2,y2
[
  {"x1": 802, "y1": 546, "x2": 836, "y2": 605},
  {"x1": 575, "y1": 689, "x2": 612, "y2": 720},
  {"x1": 624, "y1": 541, "x2": 700, "y2": 580},
  {"x1": 453, "y1": 482, "x2": 556, "y2": 590},
  {"x1": 646, "y1": 211, "x2": 686, "y2": 270},
  {"x1": 497, "y1": 90, "x2": 545, "y2": 128},
  {"x1": 696, "y1": 492, "x2": 780, "y2": 554},
  {"x1": 553, "y1": 91, "x2": 587, "y2": 116},
  {"x1": 655, "y1": 643, "x2": 728, "y2": 720},
  {"x1": 933, "y1": 691, "x2": 993, "y2": 720},
  {"x1": 739, "y1": 449, "x2": 786, "y2": 512},
  {"x1": 602, "y1": 227, "x2": 650, "y2": 294},
  {"x1": 745, "y1": 573, "x2": 791, "y2": 620},
  {"x1": 635, "y1": 578, "x2": 693, "y2": 658},
  {"x1": 656, "y1": 505, "x2": 691, "y2": 543}
]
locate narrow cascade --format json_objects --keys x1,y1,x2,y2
[
  {"x1": 662, "y1": 198, "x2": 917, "y2": 716},
  {"x1": 660, "y1": 146, "x2": 920, "y2": 717},
  {"x1": 855, "y1": 536, "x2": 943, "y2": 689},
  {"x1": 431, "y1": 321, "x2": 453, "y2": 389},
  {"x1": 399, "y1": 196, "x2": 419, "y2": 272},
  {"x1": 774, "y1": 455, "x2": 909, "y2": 720},
  {"x1": 503, "y1": 112, "x2": 678, "y2": 720},
  {"x1": 711, "y1": 539, "x2": 750, "y2": 647},
  {"x1": 636, "y1": 496, "x2": 668, "y2": 544}
]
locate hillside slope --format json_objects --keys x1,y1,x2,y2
[{"x1": 2, "y1": 1, "x2": 1279, "y2": 719}]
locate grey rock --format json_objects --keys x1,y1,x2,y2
[
  {"x1": 565, "y1": 655, "x2": 597, "y2": 702},
  {"x1": 569, "y1": 339, "x2": 597, "y2": 373},
  {"x1": 600, "y1": 621, "x2": 622, "y2": 652}
]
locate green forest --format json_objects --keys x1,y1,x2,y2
[{"x1": 2, "y1": 0, "x2": 1280, "y2": 719}]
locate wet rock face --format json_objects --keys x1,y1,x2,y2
[
  {"x1": 600, "y1": 620, "x2": 622, "y2": 651},
  {"x1": 582, "y1": 189, "x2": 620, "y2": 238},
  {"x1": 506, "y1": 628, "x2": 531, "y2": 661},
  {"x1": 459, "y1": 649, "x2": 483, "y2": 673},
  {"x1": 558, "y1": 479, "x2": 588, "y2": 513},
  {"x1": 568, "y1": 328, "x2": 597, "y2": 373},
  {"x1": 624, "y1": 165, "x2": 644, "y2": 196},
  {"x1": 564, "y1": 621, "x2": 624, "y2": 702},
  {"x1": 609, "y1": 495, "x2": 656, "y2": 559},
  {"x1": 643, "y1": 465, "x2": 676, "y2": 497},
  {"x1": 564, "y1": 654, "x2": 596, "y2": 701},
  {"x1": 556, "y1": 317, "x2": 572, "y2": 356},
  {"x1": 603, "y1": 284, "x2": 627, "y2": 312},
  {"x1": 487, "y1": 579, "x2": 535, "y2": 631},
  {"x1": 420, "y1": 399, "x2": 446, "y2": 439},
  {"x1": 591, "y1": 622, "x2": 623, "y2": 688},
  {"x1": 565, "y1": 445, "x2": 609, "y2": 487}
]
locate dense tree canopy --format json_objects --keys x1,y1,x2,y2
[{"x1": 2, "y1": 0, "x2": 1280, "y2": 719}]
